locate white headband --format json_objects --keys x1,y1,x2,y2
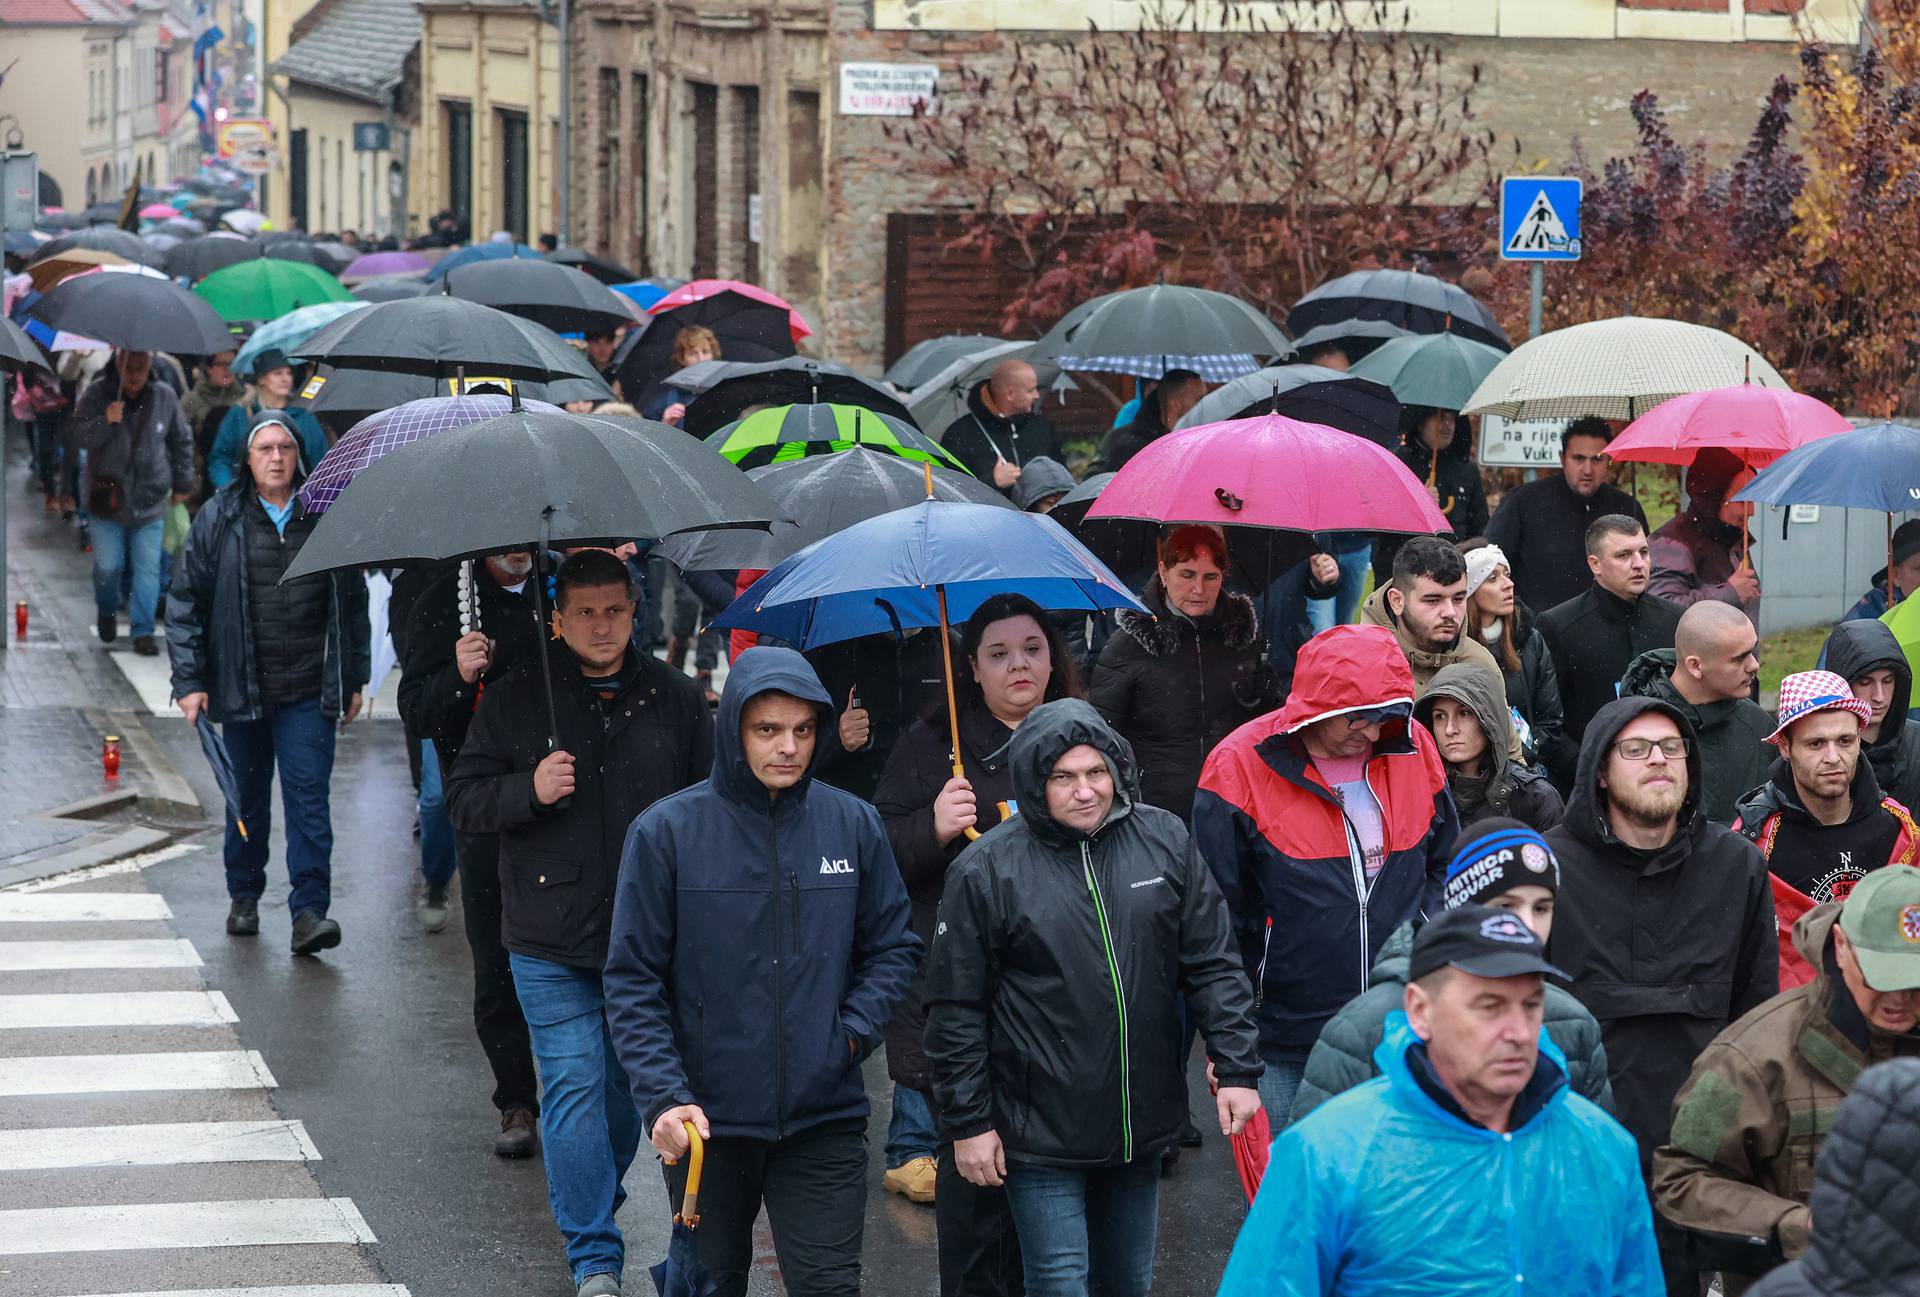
[{"x1": 1464, "y1": 545, "x2": 1509, "y2": 597}]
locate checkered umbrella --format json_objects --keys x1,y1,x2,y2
[{"x1": 298, "y1": 394, "x2": 562, "y2": 513}]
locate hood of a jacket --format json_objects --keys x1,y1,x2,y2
[
  {"x1": 711, "y1": 646, "x2": 833, "y2": 809},
  {"x1": 965, "y1": 380, "x2": 1025, "y2": 434},
  {"x1": 1414, "y1": 661, "x2": 1515, "y2": 787},
  {"x1": 1824, "y1": 619, "x2": 1914, "y2": 755},
  {"x1": 1799, "y1": 1056, "x2": 1920, "y2": 1294},
  {"x1": 1752, "y1": 753, "x2": 1890, "y2": 831},
  {"x1": 1011, "y1": 456, "x2": 1076, "y2": 511},
  {"x1": 1361, "y1": 586, "x2": 1484, "y2": 679},
  {"x1": 1373, "y1": 1010, "x2": 1569, "y2": 1136},
  {"x1": 1008, "y1": 698, "x2": 1139, "y2": 845},
  {"x1": 192, "y1": 373, "x2": 248, "y2": 403},
  {"x1": 1563, "y1": 696, "x2": 1705, "y2": 856},
  {"x1": 1619, "y1": 648, "x2": 1677, "y2": 701},
  {"x1": 1114, "y1": 575, "x2": 1260, "y2": 657},
  {"x1": 1272, "y1": 623, "x2": 1416, "y2": 735},
  {"x1": 1792, "y1": 902, "x2": 1843, "y2": 980}
]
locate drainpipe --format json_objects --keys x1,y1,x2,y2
[{"x1": 556, "y1": 0, "x2": 570, "y2": 245}]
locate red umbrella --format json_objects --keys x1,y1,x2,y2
[
  {"x1": 1604, "y1": 384, "x2": 1851, "y2": 470},
  {"x1": 1230, "y1": 1104, "x2": 1272, "y2": 1205},
  {"x1": 648, "y1": 279, "x2": 812, "y2": 342}
]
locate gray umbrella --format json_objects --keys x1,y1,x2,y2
[
  {"x1": 445, "y1": 258, "x2": 636, "y2": 334},
  {"x1": 0, "y1": 317, "x2": 52, "y2": 375},
  {"x1": 351, "y1": 275, "x2": 435, "y2": 303},
  {"x1": 883, "y1": 334, "x2": 1008, "y2": 389},
  {"x1": 905, "y1": 340, "x2": 1067, "y2": 436},
  {"x1": 658, "y1": 445, "x2": 1014, "y2": 571},
  {"x1": 1029, "y1": 284, "x2": 1292, "y2": 379},
  {"x1": 297, "y1": 363, "x2": 612, "y2": 437},
  {"x1": 26, "y1": 272, "x2": 235, "y2": 355},
  {"x1": 295, "y1": 296, "x2": 606, "y2": 383},
  {"x1": 1285, "y1": 268, "x2": 1509, "y2": 352}
]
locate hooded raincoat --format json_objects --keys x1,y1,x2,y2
[
  {"x1": 1649, "y1": 450, "x2": 1757, "y2": 620},
  {"x1": 1217, "y1": 1013, "x2": 1660, "y2": 1297},
  {"x1": 1821, "y1": 619, "x2": 1920, "y2": 813},
  {"x1": 603, "y1": 648, "x2": 920, "y2": 1139},
  {"x1": 1620, "y1": 647, "x2": 1773, "y2": 826},
  {"x1": 1412, "y1": 662, "x2": 1563, "y2": 831}
]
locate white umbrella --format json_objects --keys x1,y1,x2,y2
[
  {"x1": 219, "y1": 209, "x2": 268, "y2": 236},
  {"x1": 1461, "y1": 317, "x2": 1787, "y2": 422}
]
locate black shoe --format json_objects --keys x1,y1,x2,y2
[
  {"x1": 132, "y1": 635, "x2": 158, "y2": 656},
  {"x1": 97, "y1": 614, "x2": 116, "y2": 643},
  {"x1": 226, "y1": 897, "x2": 259, "y2": 937},
  {"x1": 290, "y1": 909, "x2": 342, "y2": 955},
  {"x1": 1178, "y1": 1118, "x2": 1203, "y2": 1148},
  {"x1": 1160, "y1": 1143, "x2": 1180, "y2": 1177},
  {"x1": 496, "y1": 1106, "x2": 538, "y2": 1159}
]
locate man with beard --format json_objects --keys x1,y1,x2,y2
[
  {"x1": 1538, "y1": 515, "x2": 1682, "y2": 758},
  {"x1": 1547, "y1": 697, "x2": 1777, "y2": 1296},
  {"x1": 1734, "y1": 671, "x2": 1920, "y2": 988}
]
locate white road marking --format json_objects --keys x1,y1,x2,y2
[
  {"x1": 0, "y1": 938, "x2": 201, "y2": 970},
  {"x1": 0, "y1": 989, "x2": 236, "y2": 1028},
  {"x1": 62, "y1": 1288, "x2": 411, "y2": 1297},
  {"x1": 0, "y1": 1050, "x2": 276, "y2": 1097},
  {"x1": 0, "y1": 1196, "x2": 377, "y2": 1254},
  {"x1": 0, "y1": 892, "x2": 173, "y2": 921},
  {"x1": 0, "y1": 1119, "x2": 320, "y2": 1170}
]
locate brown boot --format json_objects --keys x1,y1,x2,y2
[{"x1": 495, "y1": 1106, "x2": 537, "y2": 1159}]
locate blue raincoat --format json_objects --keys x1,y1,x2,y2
[{"x1": 1217, "y1": 1013, "x2": 1659, "y2": 1296}]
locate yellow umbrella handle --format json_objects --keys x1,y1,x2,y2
[{"x1": 676, "y1": 1121, "x2": 704, "y2": 1228}]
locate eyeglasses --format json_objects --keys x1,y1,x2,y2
[
  {"x1": 1611, "y1": 736, "x2": 1689, "y2": 761},
  {"x1": 252, "y1": 443, "x2": 298, "y2": 458}
]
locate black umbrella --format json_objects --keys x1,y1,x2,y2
[
  {"x1": 1030, "y1": 284, "x2": 1292, "y2": 379},
  {"x1": 882, "y1": 334, "x2": 1009, "y2": 389},
  {"x1": 297, "y1": 364, "x2": 612, "y2": 436},
  {"x1": 195, "y1": 715, "x2": 250, "y2": 841},
  {"x1": 1285, "y1": 269, "x2": 1509, "y2": 352},
  {"x1": 0, "y1": 317, "x2": 53, "y2": 375},
  {"x1": 903, "y1": 340, "x2": 1070, "y2": 434},
  {"x1": 296, "y1": 296, "x2": 607, "y2": 382},
  {"x1": 311, "y1": 241, "x2": 359, "y2": 272},
  {"x1": 27, "y1": 272, "x2": 235, "y2": 355},
  {"x1": 659, "y1": 446, "x2": 1014, "y2": 572},
  {"x1": 351, "y1": 275, "x2": 434, "y2": 303},
  {"x1": 545, "y1": 246, "x2": 638, "y2": 285},
  {"x1": 612, "y1": 294, "x2": 799, "y2": 410},
  {"x1": 35, "y1": 225, "x2": 167, "y2": 269},
  {"x1": 260, "y1": 238, "x2": 336, "y2": 270},
  {"x1": 1176, "y1": 364, "x2": 1403, "y2": 448},
  {"x1": 446, "y1": 259, "x2": 635, "y2": 333},
  {"x1": 166, "y1": 235, "x2": 263, "y2": 281},
  {"x1": 81, "y1": 201, "x2": 125, "y2": 224},
  {"x1": 679, "y1": 359, "x2": 915, "y2": 437}
]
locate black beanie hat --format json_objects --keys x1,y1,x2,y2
[{"x1": 1441, "y1": 817, "x2": 1560, "y2": 911}]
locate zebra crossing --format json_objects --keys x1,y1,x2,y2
[{"x1": 0, "y1": 867, "x2": 408, "y2": 1297}]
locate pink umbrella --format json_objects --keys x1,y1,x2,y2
[
  {"x1": 1086, "y1": 413, "x2": 1451, "y2": 536},
  {"x1": 138, "y1": 203, "x2": 177, "y2": 219},
  {"x1": 1605, "y1": 384, "x2": 1851, "y2": 470},
  {"x1": 648, "y1": 278, "x2": 812, "y2": 341},
  {"x1": 341, "y1": 250, "x2": 431, "y2": 282}
]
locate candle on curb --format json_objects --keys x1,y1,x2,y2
[{"x1": 102, "y1": 735, "x2": 121, "y2": 780}]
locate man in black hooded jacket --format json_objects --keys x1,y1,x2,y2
[
  {"x1": 1823, "y1": 618, "x2": 1920, "y2": 814},
  {"x1": 939, "y1": 359, "x2": 1063, "y2": 494}
]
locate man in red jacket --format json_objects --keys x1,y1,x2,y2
[{"x1": 1192, "y1": 624, "x2": 1459, "y2": 1123}]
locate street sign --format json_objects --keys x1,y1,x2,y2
[
  {"x1": 230, "y1": 147, "x2": 277, "y2": 176},
  {"x1": 1480, "y1": 415, "x2": 1571, "y2": 469},
  {"x1": 1501, "y1": 176, "x2": 1582, "y2": 262},
  {"x1": 218, "y1": 118, "x2": 274, "y2": 160},
  {"x1": 838, "y1": 63, "x2": 937, "y2": 116},
  {"x1": 353, "y1": 122, "x2": 390, "y2": 152}
]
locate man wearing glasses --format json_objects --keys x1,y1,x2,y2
[
  {"x1": 1547, "y1": 695, "x2": 1777, "y2": 1296},
  {"x1": 1194, "y1": 624, "x2": 1459, "y2": 1125}
]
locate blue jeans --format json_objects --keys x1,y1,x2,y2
[
  {"x1": 1003, "y1": 1158, "x2": 1159, "y2": 1297},
  {"x1": 1308, "y1": 537, "x2": 1374, "y2": 634},
  {"x1": 222, "y1": 696, "x2": 337, "y2": 916},
  {"x1": 417, "y1": 740, "x2": 456, "y2": 889},
  {"x1": 90, "y1": 516, "x2": 163, "y2": 637},
  {"x1": 1257, "y1": 1048, "x2": 1311, "y2": 1129},
  {"x1": 885, "y1": 1084, "x2": 937, "y2": 1167},
  {"x1": 509, "y1": 954, "x2": 643, "y2": 1286}
]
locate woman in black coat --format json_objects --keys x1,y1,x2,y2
[
  {"x1": 1087, "y1": 526, "x2": 1279, "y2": 821},
  {"x1": 872, "y1": 591, "x2": 1080, "y2": 1297},
  {"x1": 1460, "y1": 538, "x2": 1570, "y2": 775},
  {"x1": 1374, "y1": 407, "x2": 1490, "y2": 580}
]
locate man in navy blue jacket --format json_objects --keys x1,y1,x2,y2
[{"x1": 606, "y1": 647, "x2": 919, "y2": 1297}]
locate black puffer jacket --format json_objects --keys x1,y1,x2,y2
[
  {"x1": 924, "y1": 699, "x2": 1262, "y2": 1167},
  {"x1": 872, "y1": 703, "x2": 1020, "y2": 1092},
  {"x1": 1088, "y1": 577, "x2": 1278, "y2": 821},
  {"x1": 1620, "y1": 647, "x2": 1773, "y2": 826},
  {"x1": 244, "y1": 503, "x2": 329, "y2": 706},
  {"x1": 1545, "y1": 696, "x2": 1779, "y2": 1173},
  {"x1": 166, "y1": 476, "x2": 369, "y2": 724},
  {"x1": 1747, "y1": 1057, "x2": 1920, "y2": 1297},
  {"x1": 1823, "y1": 619, "x2": 1920, "y2": 814}
]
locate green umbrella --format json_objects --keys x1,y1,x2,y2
[
  {"x1": 1348, "y1": 331, "x2": 1510, "y2": 412},
  {"x1": 193, "y1": 257, "x2": 353, "y2": 322},
  {"x1": 707, "y1": 403, "x2": 972, "y2": 474}
]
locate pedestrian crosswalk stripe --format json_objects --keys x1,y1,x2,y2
[
  {"x1": 0, "y1": 1050, "x2": 276, "y2": 1096},
  {"x1": 0, "y1": 893, "x2": 173, "y2": 922},
  {"x1": 61, "y1": 1288, "x2": 410, "y2": 1297},
  {"x1": 0, "y1": 1120, "x2": 320, "y2": 1170},
  {"x1": 0, "y1": 989, "x2": 237, "y2": 1028},
  {"x1": 0, "y1": 938, "x2": 201, "y2": 971},
  {"x1": 0, "y1": 1196, "x2": 377, "y2": 1254}
]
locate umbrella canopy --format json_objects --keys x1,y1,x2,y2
[
  {"x1": 708, "y1": 403, "x2": 968, "y2": 473},
  {"x1": 1734, "y1": 422, "x2": 1920, "y2": 513},
  {"x1": 1463, "y1": 317, "x2": 1788, "y2": 422},
  {"x1": 165, "y1": 234, "x2": 263, "y2": 281},
  {"x1": 194, "y1": 257, "x2": 354, "y2": 322},
  {"x1": 1606, "y1": 385, "x2": 1852, "y2": 470},
  {"x1": 220, "y1": 209, "x2": 268, "y2": 235},
  {"x1": 903, "y1": 341, "x2": 1067, "y2": 435},
  {"x1": 445, "y1": 258, "x2": 635, "y2": 333},
  {"x1": 1030, "y1": 284, "x2": 1291, "y2": 380},
  {"x1": 650, "y1": 1122, "x2": 715, "y2": 1297},
  {"x1": 294, "y1": 296, "x2": 606, "y2": 382},
  {"x1": 4, "y1": 229, "x2": 48, "y2": 256},
  {"x1": 137, "y1": 202, "x2": 178, "y2": 219},
  {"x1": 1882, "y1": 595, "x2": 1920, "y2": 695},
  {"x1": 614, "y1": 285, "x2": 809, "y2": 404},
  {"x1": 1286, "y1": 268, "x2": 1510, "y2": 352},
  {"x1": 295, "y1": 364, "x2": 609, "y2": 437},
  {"x1": 258, "y1": 237, "x2": 336, "y2": 270},
  {"x1": 26, "y1": 271, "x2": 235, "y2": 355},
  {"x1": 1174, "y1": 364, "x2": 1402, "y2": 448},
  {"x1": 1230, "y1": 1105, "x2": 1273, "y2": 1205},
  {"x1": 22, "y1": 246, "x2": 132, "y2": 292},
  {"x1": 1050, "y1": 469, "x2": 1333, "y2": 589},
  {"x1": 649, "y1": 280, "x2": 811, "y2": 339},
  {"x1": 1348, "y1": 331, "x2": 1511, "y2": 412},
  {"x1": 424, "y1": 241, "x2": 542, "y2": 281},
  {"x1": 0, "y1": 317, "x2": 53, "y2": 375},
  {"x1": 679, "y1": 359, "x2": 915, "y2": 438},
  {"x1": 283, "y1": 406, "x2": 779, "y2": 578},
  {"x1": 194, "y1": 715, "x2": 250, "y2": 841},
  {"x1": 34, "y1": 225, "x2": 165, "y2": 269},
  {"x1": 660, "y1": 446, "x2": 1014, "y2": 571},
  {"x1": 299, "y1": 394, "x2": 561, "y2": 512},
  {"x1": 234, "y1": 301, "x2": 369, "y2": 376},
  {"x1": 351, "y1": 275, "x2": 434, "y2": 302},
  {"x1": 341, "y1": 250, "x2": 430, "y2": 282},
  {"x1": 610, "y1": 281, "x2": 672, "y2": 312},
  {"x1": 311, "y1": 241, "x2": 359, "y2": 272},
  {"x1": 884, "y1": 333, "x2": 1009, "y2": 389},
  {"x1": 546, "y1": 245, "x2": 638, "y2": 285}
]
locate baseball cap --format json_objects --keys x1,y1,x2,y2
[
  {"x1": 1409, "y1": 904, "x2": 1567, "y2": 983},
  {"x1": 1837, "y1": 867, "x2": 1920, "y2": 993},
  {"x1": 1768, "y1": 669, "x2": 1872, "y2": 746}
]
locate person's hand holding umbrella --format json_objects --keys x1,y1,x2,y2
[
  {"x1": 652, "y1": 1104, "x2": 710, "y2": 1160},
  {"x1": 837, "y1": 687, "x2": 871, "y2": 754},
  {"x1": 178, "y1": 691, "x2": 208, "y2": 727},
  {"x1": 455, "y1": 630, "x2": 494, "y2": 684},
  {"x1": 932, "y1": 776, "x2": 978, "y2": 845}
]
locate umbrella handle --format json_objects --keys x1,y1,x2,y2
[
  {"x1": 934, "y1": 580, "x2": 982, "y2": 842},
  {"x1": 676, "y1": 1121, "x2": 704, "y2": 1228}
]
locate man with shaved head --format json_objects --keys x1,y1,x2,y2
[
  {"x1": 939, "y1": 357, "x2": 1063, "y2": 495},
  {"x1": 1620, "y1": 600, "x2": 1772, "y2": 824}
]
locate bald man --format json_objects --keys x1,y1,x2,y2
[
  {"x1": 1620, "y1": 600, "x2": 1774, "y2": 824},
  {"x1": 939, "y1": 358, "x2": 1063, "y2": 494}
]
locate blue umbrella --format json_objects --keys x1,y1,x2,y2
[
  {"x1": 1734, "y1": 422, "x2": 1920, "y2": 591},
  {"x1": 424, "y1": 241, "x2": 542, "y2": 281},
  {"x1": 611, "y1": 277, "x2": 686, "y2": 312},
  {"x1": 234, "y1": 300, "x2": 369, "y2": 375},
  {"x1": 650, "y1": 1122, "x2": 716, "y2": 1296}
]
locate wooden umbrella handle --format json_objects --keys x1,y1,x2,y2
[{"x1": 676, "y1": 1121, "x2": 704, "y2": 1228}]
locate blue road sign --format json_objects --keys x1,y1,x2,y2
[{"x1": 1500, "y1": 176, "x2": 1582, "y2": 262}]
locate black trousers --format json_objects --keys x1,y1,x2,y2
[
  {"x1": 664, "y1": 1117, "x2": 867, "y2": 1297},
  {"x1": 935, "y1": 1140, "x2": 1024, "y2": 1297},
  {"x1": 454, "y1": 829, "x2": 539, "y2": 1114}
]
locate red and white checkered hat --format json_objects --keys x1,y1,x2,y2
[{"x1": 1767, "y1": 669, "x2": 1874, "y2": 745}]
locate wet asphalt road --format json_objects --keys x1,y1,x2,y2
[{"x1": 137, "y1": 717, "x2": 1249, "y2": 1296}]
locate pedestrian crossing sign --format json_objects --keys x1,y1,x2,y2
[{"x1": 1500, "y1": 176, "x2": 1582, "y2": 262}]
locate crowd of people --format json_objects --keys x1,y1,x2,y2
[{"x1": 22, "y1": 301, "x2": 1920, "y2": 1297}]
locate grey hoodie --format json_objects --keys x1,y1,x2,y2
[{"x1": 1414, "y1": 662, "x2": 1563, "y2": 832}]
